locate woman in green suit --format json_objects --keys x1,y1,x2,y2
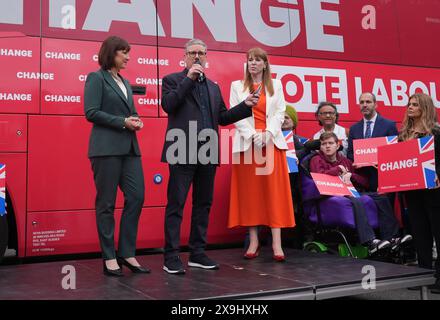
[{"x1": 84, "y1": 36, "x2": 149, "y2": 276}]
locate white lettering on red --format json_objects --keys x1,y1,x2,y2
[
  {"x1": 380, "y1": 158, "x2": 418, "y2": 172},
  {"x1": 0, "y1": 49, "x2": 32, "y2": 57},
  {"x1": 0, "y1": 93, "x2": 32, "y2": 101},
  {"x1": 44, "y1": 95, "x2": 81, "y2": 103}
]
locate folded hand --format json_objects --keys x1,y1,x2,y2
[{"x1": 125, "y1": 116, "x2": 143, "y2": 131}]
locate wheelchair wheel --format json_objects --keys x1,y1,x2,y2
[
  {"x1": 338, "y1": 243, "x2": 368, "y2": 258},
  {"x1": 303, "y1": 242, "x2": 327, "y2": 253}
]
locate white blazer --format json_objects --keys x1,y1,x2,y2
[{"x1": 230, "y1": 79, "x2": 287, "y2": 153}]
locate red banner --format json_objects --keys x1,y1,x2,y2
[
  {"x1": 353, "y1": 136, "x2": 398, "y2": 167},
  {"x1": 41, "y1": 38, "x2": 159, "y2": 116},
  {"x1": 311, "y1": 173, "x2": 360, "y2": 197},
  {"x1": 2, "y1": 36, "x2": 440, "y2": 123},
  {"x1": 0, "y1": 37, "x2": 40, "y2": 114},
  {"x1": 0, "y1": 0, "x2": 40, "y2": 36},
  {"x1": 378, "y1": 136, "x2": 436, "y2": 192},
  {"x1": 0, "y1": 0, "x2": 434, "y2": 67}
]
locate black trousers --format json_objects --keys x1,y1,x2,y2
[
  {"x1": 367, "y1": 193, "x2": 400, "y2": 240},
  {"x1": 164, "y1": 164, "x2": 216, "y2": 260},
  {"x1": 406, "y1": 188, "x2": 440, "y2": 277},
  {"x1": 91, "y1": 156, "x2": 145, "y2": 260},
  {"x1": 348, "y1": 194, "x2": 399, "y2": 244}
]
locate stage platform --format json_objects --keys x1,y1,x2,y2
[{"x1": 0, "y1": 248, "x2": 435, "y2": 300}]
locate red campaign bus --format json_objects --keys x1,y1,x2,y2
[{"x1": 1, "y1": 0, "x2": 440, "y2": 259}]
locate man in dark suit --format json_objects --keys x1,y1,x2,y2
[
  {"x1": 161, "y1": 39, "x2": 258, "y2": 274},
  {"x1": 347, "y1": 92, "x2": 398, "y2": 192}
]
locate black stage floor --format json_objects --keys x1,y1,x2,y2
[{"x1": 0, "y1": 248, "x2": 435, "y2": 300}]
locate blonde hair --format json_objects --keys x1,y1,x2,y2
[
  {"x1": 399, "y1": 93, "x2": 439, "y2": 141},
  {"x1": 243, "y1": 47, "x2": 274, "y2": 97}
]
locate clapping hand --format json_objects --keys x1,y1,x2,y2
[
  {"x1": 253, "y1": 132, "x2": 264, "y2": 148},
  {"x1": 252, "y1": 131, "x2": 272, "y2": 148}
]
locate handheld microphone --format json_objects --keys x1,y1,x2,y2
[
  {"x1": 194, "y1": 58, "x2": 205, "y2": 82},
  {"x1": 253, "y1": 83, "x2": 262, "y2": 96}
]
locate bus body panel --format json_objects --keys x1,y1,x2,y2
[{"x1": 1, "y1": 0, "x2": 440, "y2": 257}]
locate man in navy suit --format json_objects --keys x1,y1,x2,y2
[
  {"x1": 347, "y1": 92, "x2": 398, "y2": 192},
  {"x1": 161, "y1": 39, "x2": 259, "y2": 275}
]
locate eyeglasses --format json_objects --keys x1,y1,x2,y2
[
  {"x1": 318, "y1": 112, "x2": 336, "y2": 116},
  {"x1": 186, "y1": 51, "x2": 206, "y2": 58}
]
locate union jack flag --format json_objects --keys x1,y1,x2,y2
[
  {"x1": 418, "y1": 136, "x2": 436, "y2": 188},
  {"x1": 386, "y1": 135, "x2": 398, "y2": 144},
  {"x1": 298, "y1": 137, "x2": 309, "y2": 145},
  {"x1": 347, "y1": 186, "x2": 360, "y2": 198},
  {"x1": 338, "y1": 175, "x2": 360, "y2": 198},
  {"x1": 0, "y1": 164, "x2": 5, "y2": 216},
  {"x1": 282, "y1": 130, "x2": 298, "y2": 173}
]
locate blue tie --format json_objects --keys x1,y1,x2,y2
[{"x1": 365, "y1": 120, "x2": 372, "y2": 138}]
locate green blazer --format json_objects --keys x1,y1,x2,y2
[{"x1": 84, "y1": 69, "x2": 141, "y2": 158}]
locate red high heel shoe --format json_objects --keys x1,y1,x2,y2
[
  {"x1": 272, "y1": 254, "x2": 285, "y2": 262},
  {"x1": 244, "y1": 247, "x2": 260, "y2": 259}
]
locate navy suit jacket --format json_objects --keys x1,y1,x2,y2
[
  {"x1": 160, "y1": 69, "x2": 252, "y2": 164},
  {"x1": 347, "y1": 115, "x2": 398, "y2": 160},
  {"x1": 347, "y1": 115, "x2": 398, "y2": 191}
]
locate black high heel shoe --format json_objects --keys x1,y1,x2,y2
[
  {"x1": 117, "y1": 257, "x2": 151, "y2": 274},
  {"x1": 103, "y1": 261, "x2": 123, "y2": 277}
]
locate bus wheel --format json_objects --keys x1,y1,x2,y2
[{"x1": 0, "y1": 215, "x2": 8, "y2": 263}]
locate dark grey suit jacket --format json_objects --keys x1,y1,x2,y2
[
  {"x1": 161, "y1": 69, "x2": 253, "y2": 164},
  {"x1": 84, "y1": 69, "x2": 141, "y2": 158}
]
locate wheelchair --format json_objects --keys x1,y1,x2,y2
[{"x1": 298, "y1": 152, "x2": 409, "y2": 263}]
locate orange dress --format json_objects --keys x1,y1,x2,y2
[{"x1": 228, "y1": 84, "x2": 295, "y2": 228}]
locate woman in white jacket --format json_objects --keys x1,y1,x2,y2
[{"x1": 228, "y1": 48, "x2": 295, "y2": 261}]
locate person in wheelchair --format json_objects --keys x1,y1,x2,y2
[{"x1": 309, "y1": 132, "x2": 412, "y2": 255}]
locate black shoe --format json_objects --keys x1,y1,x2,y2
[
  {"x1": 368, "y1": 239, "x2": 391, "y2": 255},
  {"x1": 390, "y1": 235, "x2": 413, "y2": 251},
  {"x1": 188, "y1": 253, "x2": 219, "y2": 270},
  {"x1": 103, "y1": 261, "x2": 123, "y2": 277},
  {"x1": 117, "y1": 257, "x2": 150, "y2": 274},
  {"x1": 163, "y1": 256, "x2": 186, "y2": 275}
]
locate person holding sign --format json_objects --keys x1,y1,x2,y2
[
  {"x1": 310, "y1": 132, "x2": 408, "y2": 254},
  {"x1": 228, "y1": 48, "x2": 295, "y2": 262},
  {"x1": 399, "y1": 93, "x2": 440, "y2": 293},
  {"x1": 347, "y1": 93, "x2": 398, "y2": 192}
]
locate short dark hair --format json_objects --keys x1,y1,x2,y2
[
  {"x1": 98, "y1": 36, "x2": 131, "y2": 70},
  {"x1": 319, "y1": 132, "x2": 338, "y2": 144},
  {"x1": 315, "y1": 101, "x2": 339, "y2": 125}
]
